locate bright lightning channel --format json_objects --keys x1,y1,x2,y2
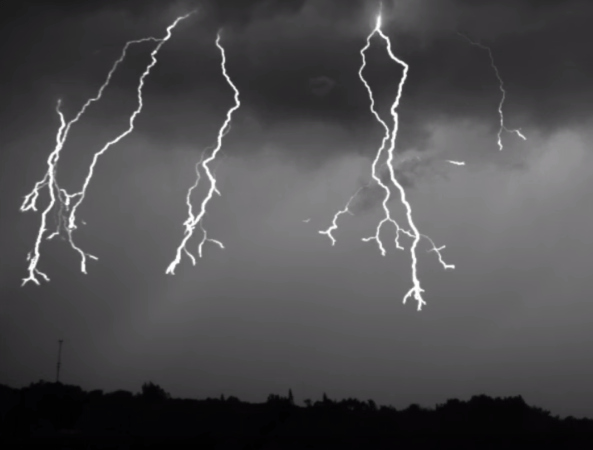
[
  {"x1": 457, "y1": 32, "x2": 526, "y2": 151},
  {"x1": 319, "y1": 7, "x2": 453, "y2": 311},
  {"x1": 20, "y1": 12, "x2": 196, "y2": 286},
  {"x1": 319, "y1": 187, "x2": 364, "y2": 246},
  {"x1": 447, "y1": 160, "x2": 465, "y2": 166},
  {"x1": 166, "y1": 30, "x2": 240, "y2": 275}
]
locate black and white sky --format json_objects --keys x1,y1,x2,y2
[{"x1": 2, "y1": 0, "x2": 593, "y2": 418}]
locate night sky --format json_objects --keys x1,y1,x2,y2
[{"x1": 2, "y1": 0, "x2": 593, "y2": 418}]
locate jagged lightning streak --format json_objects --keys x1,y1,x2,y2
[
  {"x1": 319, "y1": 8, "x2": 453, "y2": 311},
  {"x1": 166, "y1": 30, "x2": 240, "y2": 275},
  {"x1": 458, "y1": 32, "x2": 526, "y2": 151},
  {"x1": 20, "y1": 12, "x2": 195, "y2": 286},
  {"x1": 20, "y1": 102, "x2": 68, "y2": 285},
  {"x1": 319, "y1": 187, "x2": 363, "y2": 246},
  {"x1": 447, "y1": 160, "x2": 465, "y2": 166},
  {"x1": 21, "y1": 36, "x2": 164, "y2": 284},
  {"x1": 172, "y1": 150, "x2": 211, "y2": 268}
]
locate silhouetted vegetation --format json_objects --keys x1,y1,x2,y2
[{"x1": 0, "y1": 380, "x2": 592, "y2": 449}]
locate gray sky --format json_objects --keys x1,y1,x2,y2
[{"x1": 2, "y1": 0, "x2": 593, "y2": 418}]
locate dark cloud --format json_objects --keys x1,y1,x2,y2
[
  {"x1": 202, "y1": 0, "x2": 308, "y2": 28},
  {"x1": 145, "y1": 0, "x2": 593, "y2": 152},
  {"x1": 2, "y1": 0, "x2": 593, "y2": 158},
  {"x1": 351, "y1": 183, "x2": 385, "y2": 215},
  {"x1": 4, "y1": 0, "x2": 174, "y2": 17},
  {"x1": 16, "y1": 0, "x2": 309, "y2": 26},
  {"x1": 307, "y1": 76, "x2": 336, "y2": 97}
]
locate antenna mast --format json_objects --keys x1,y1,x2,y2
[{"x1": 56, "y1": 339, "x2": 63, "y2": 383}]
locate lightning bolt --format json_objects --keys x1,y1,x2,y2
[
  {"x1": 319, "y1": 6, "x2": 453, "y2": 311},
  {"x1": 447, "y1": 160, "x2": 465, "y2": 166},
  {"x1": 457, "y1": 32, "x2": 526, "y2": 150},
  {"x1": 20, "y1": 12, "x2": 196, "y2": 286},
  {"x1": 421, "y1": 234, "x2": 455, "y2": 270},
  {"x1": 319, "y1": 187, "x2": 364, "y2": 246},
  {"x1": 166, "y1": 30, "x2": 240, "y2": 275}
]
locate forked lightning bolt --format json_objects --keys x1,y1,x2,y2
[
  {"x1": 319, "y1": 187, "x2": 364, "y2": 246},
  {"x1": 319, "y1": 8, "x2": 453, "y2": 311},
  {"x1": 166, "y1": 31, "x2": 240, "y2": 275},
  {"x1": 458, "y1": 32, "x2": 526, "y2": 150},
  {"x1": 20, "y1": 12, "x2": 195, "y2": 286}
]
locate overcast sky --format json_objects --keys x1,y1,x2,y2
[{"x1": 2, "y1": 0, "x2": 593, "y2": 418}]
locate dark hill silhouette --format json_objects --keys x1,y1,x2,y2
[{"x1": 0, "y1": 380, "x2": 592, "y2": 449}]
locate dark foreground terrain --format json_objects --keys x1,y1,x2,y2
[{"x1": 1, "y1": 380, "x2": 592, "y2": 449}]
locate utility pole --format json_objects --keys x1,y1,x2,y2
[{"x1": 56, "y1": 339, "x2": 63, "y2": 383}]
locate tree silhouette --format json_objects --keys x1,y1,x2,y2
[
  {"x1": 141, "y1": 382, "x2": 170, "y2": 402},
  {"x1": 0, "y1": 380, "x2": 577, "y2": 449}
]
